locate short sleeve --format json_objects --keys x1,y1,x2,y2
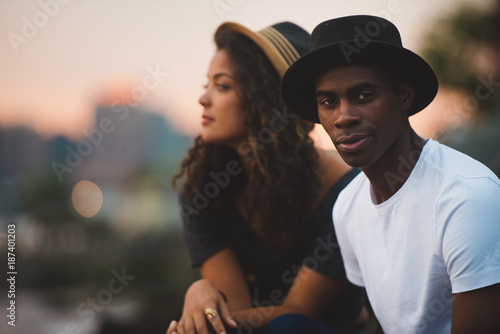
[
  {"x1": 178, "y1": 194, "x2": 229, "y2": 267},
  {"x1": 437, "y1": 176, "x2": 500, "y2": 293},
  {"x1": 303, "y1": 169, "x2": 361, "y2": 280},
  {"x1": 303, "y1": 214, "x2": 347, "y2": 279}
]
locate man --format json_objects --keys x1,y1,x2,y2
[{"x1": 280, "y1": 15, "x2": 500, "y2": 333}]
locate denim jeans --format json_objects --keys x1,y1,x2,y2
[{"x1": 263, "y1": 314, "x2": 339, "y2": 334}]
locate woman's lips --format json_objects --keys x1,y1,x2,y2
[
  {"x1": 201, "y1": 115, "x2": 214, "y2": 125},
  {"x1": 337, "y1": 136, "x2": 370, "y2": 153}
]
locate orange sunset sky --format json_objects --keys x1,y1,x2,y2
[{"x1": 0, "y1": 0, "x2": 492, "y2": 142}]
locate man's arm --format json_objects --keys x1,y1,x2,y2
[
  {"x1": 438, "y1": 177, "x2": 500, "y2": 333},
  {"x1": 363, "y1": 297, "x2": 384, "y2": 334},
  {"x1": 232, "y1": 265, "x2": 354, "y2": 332},
  {"x1": 451, "y1": 283, "x2": 500, "y2": 334}
]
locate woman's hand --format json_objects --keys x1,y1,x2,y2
[{"x1": 167, "y1": 278, "x2": 238, "y2": 334}]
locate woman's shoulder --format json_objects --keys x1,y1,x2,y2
[
  {"x1": 311, "y1": 148, "x2": 360, "y2": 216},
  {"x1": 316, "y1": 148, "x2": 352, "y2": 192}
]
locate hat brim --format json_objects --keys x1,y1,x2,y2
[
  {"x1": 281, "y1": 41, "x2": 438, "y2": 123},
  {"x1": 216, "y1": 22, "x2": 290, "y2": 77}
]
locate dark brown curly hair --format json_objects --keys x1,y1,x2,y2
[{"x1": 172, "y1": 30, "x2": 321, "y2": 249}]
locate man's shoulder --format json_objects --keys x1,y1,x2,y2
[
  {"x1": 421, "y1": 141, "x2": 500, "y2": 220},
  {"x1": 422, "y1": 139, "x2": 499, "y2": 184},
  {"x1": 333, "y1": 171, "x2": 368, "y2": 218},
  {"x1": 336, "y1": 170, "x2": 367, "y2": 197}
]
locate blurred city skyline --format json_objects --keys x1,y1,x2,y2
[{"x1": 0, "y1": 0, "x2": 492, "y2": 141}]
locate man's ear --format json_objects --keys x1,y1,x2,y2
[{"x1": 399, "y1": 81, "x2": 415, "y2": 113}]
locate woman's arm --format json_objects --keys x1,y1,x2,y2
[
  {"x1": 169, "y1": 253, "x2": 353, "y2": 334},
  {"x1": 167, "y1": 247, "x2": 252, "y2": 334},
  {"x1": 200, "y1": 246, "x2": 253, "y2": 311}
]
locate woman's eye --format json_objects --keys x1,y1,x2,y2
[
  {"x1": 202, "y1": 82, "x2": 231, "y2": 91},
  {"x1": 216, "y1": 83, "x2": 230, "y2": 91}
]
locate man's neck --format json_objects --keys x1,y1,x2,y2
[{"x1": 363, "y1": 131, "x2": 427, "y2": 203}]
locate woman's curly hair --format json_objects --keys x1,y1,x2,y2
[{"x1": 172, "y1": 30, "x2": 321, "y2": 249}]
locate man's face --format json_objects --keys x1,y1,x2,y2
[{"x1": 315, "y1": 64, "x2": 413, "y2": 168}]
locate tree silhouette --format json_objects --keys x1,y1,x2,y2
[
  {"x1": 421, "y1": 4, "x2": 499, "y2": 113},
  {"x1": 419, "y1": 2, "x2": 500, "y2": 176}
]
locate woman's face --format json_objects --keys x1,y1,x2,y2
[{"x1": 199, "y1": 49, "x2": 248, "y2": 148}]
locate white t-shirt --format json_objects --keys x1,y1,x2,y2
[{"x1": 333, "y1": 139, "x2": 500, "y2": 334}]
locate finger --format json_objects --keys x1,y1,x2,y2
[
  {"x1": 204, "y1": 308, "x2": 228, "y2": 334},
  {"x1": 194, "y1": 313, "x2": 212, "y2": 334},
  {"x1": 177, "y1": 319, "x2": 185, "y2": 334},
  {"x1": 183, "y1": 316, "x2": 200, "y2": 334},
  {"x1": 218, "y1": 302, "x2": 238, "y2": 329},
  {"x1": 166, "y1": 320, "x2": 177, "y2": 334}
]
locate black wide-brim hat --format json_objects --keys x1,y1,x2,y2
[{"x1": 281, "y1": 15, "x2": 439, "y2": 123}]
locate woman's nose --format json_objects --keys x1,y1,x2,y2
[{"x1": 198, "y1": 90, "x2": 210, "y2": 107}]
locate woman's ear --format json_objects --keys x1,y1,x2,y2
[{"x1": 399, "y1": 81, "x2": 415, "y2": 114}]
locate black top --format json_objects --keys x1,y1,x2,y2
[{"x1": 180, "y1": 168, "x2": 363, "y2": 333}]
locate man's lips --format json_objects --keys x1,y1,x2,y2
[{"x1": 336, "y1": 135, "x2": 371, "y2": 153}]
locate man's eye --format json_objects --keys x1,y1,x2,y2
[
  {"x1": 357, "y1": 92, "x2": 374, "y2": 101},
  {"x1": 320, "y1": 98, "x2": 337, "y2": 106}
]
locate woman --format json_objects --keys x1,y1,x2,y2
[{"x1": 169, "y1": 21, "x2": 364, "y2": 334}]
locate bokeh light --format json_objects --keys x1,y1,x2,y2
[{"x1": 72, "y1": 180, "x2": 103, "y2": 218}]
